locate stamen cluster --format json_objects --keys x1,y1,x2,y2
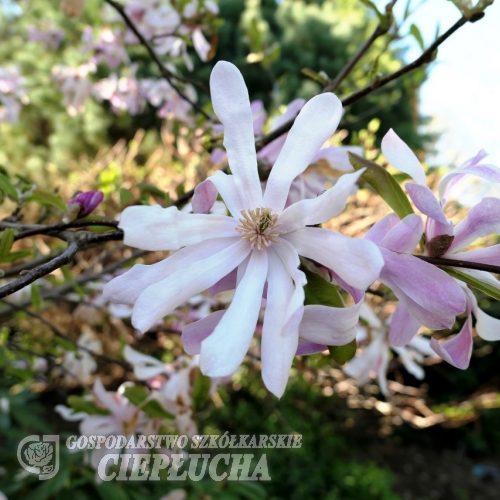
[{"x1": 235, "y1": 207, "x2": 284, "y2": 250}]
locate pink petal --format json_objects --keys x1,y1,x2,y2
[
  {"x1": 379, "y1": 213, "x2": 423, "y2": 253},
  {"x1": 405, "y1": 183, "x2": 449, "y2": 225},
  {"x1": 381, "y1": 129, "x2": 426, "y2": 185},
  {"x1": 103, "y1": 238, "x2": 238, "y2": 305},
  {"x1": 261, "y1": 251, "x2": 299, "y2": 397},
  {"x1": 192, "y1": 27, "x2": 211, "y2": 61},
  {"x1": 278, "y1": 170, "x2": 364, "y2": 233},
  {"x1": 208, "y1": 268, "x2": 238, "y2": 295},
  {"x1": 448, "y1": 244, "x2": 500, "y2": 265},
  {"x1": 284, "y1": 227, "x2": 384, "y2": 290},
  {"x1": 263, "y1": 93, "x2": 342, "y2": 212},
  {"x1": 448, "y1": 197, "x2": 500, "y2": 253},
  {"x1": 364, "y1": 213, "x2": 400, "y2": 245},
  {"x1": 200, "y1": 249, "x2": 268, "y2": 377},
  {"x1": 296, "y1": 341, "x2": 327, "y2": 356},
  {"x1": 181, "y1": 310, "x2": 226, "y2": 354},
  {"x1": 388, "y1": 303, "x2": 422, "y2": 347},
  {"x1": 132, "y1": 240, "x2": 251, "y2": 333},
  {"x1": 430, "y1": 313, "x2": 473, "y2": 369},
  {"x1": 380, "y1": 249, "x2": 466, "y2": 329},
  {"x1": 119, "y1": 205, "x2": 239, "y2": 251},
  {"x1": 192, "y1": 171, "x2": 243, "y2": 217},
  {"x1": 462, "y1": 286, "x2": 500, "y2": 341},
  {"x1": 210, "y1": 62, "x2": 262, "y2": 208}
]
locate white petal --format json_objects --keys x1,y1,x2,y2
[
  {"x1": 123, "y1": 345, "x2": 167, "y2": 380},
  {"x1": 210, "y1": 61, "x2": 262, "y2": 208},
  {"x1": 381, "y1": 128, "x2": 426, "y2": 185},
  {"x1": 119, "y1": 205, "x2": 238, "y2": 251},
  {"x1": 103, "y1": 238, "x2": 239, "y2": 305},
  {"x1": 263, "y1": 93, "x2": 343, "y2": 212},
  {"x1": 278, "y1": 170, "x2": 363, "y2": 233},
  {"x1": 261, "y1": 250, "x2": 299, "y2": 397},
  {"x1": 284, "y1": 227, "x2": 384, "y2": 290},
  {"x1": 132, "y1": 240, "x2": 251, "y2": 333},
  {"x1": 200, "y1": 249, "x2": 268, "y2": 377}
]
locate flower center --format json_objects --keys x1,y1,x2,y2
[{"x1": 235, "y1": 207, "x2": 284, "y2": 250}]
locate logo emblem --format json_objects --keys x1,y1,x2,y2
[{"x1": 17, "y1": 435, "x2": 60, "y2": 480}]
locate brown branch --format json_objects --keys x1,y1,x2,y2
[
  {"x1": 13, "y1": 219, "x2": 119, "y2": 240},
  {"x1": 256, "y1": 13, "x2": 476, "y2": 151},
  {"x1": 103, "y1": 0, "x2": 212, "y2": 120},
  {"x1": 416, "y1": 255, "x2": 500, "y2": 275}
]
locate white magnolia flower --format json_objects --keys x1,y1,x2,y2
[{"x1": 104, "y1": 61, "x2": 383, "y2": 397}]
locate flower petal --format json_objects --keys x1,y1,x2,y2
[
  {"x1": 103, "y1": 237, "x2": 239, "y2": 305},
  {"x1": 119, "y1": 205, "x2": 239, "y2": 251},
  {"x1": 380, "y1": 249, "x2": 466, "y2": 329},
  {"x1": 447, "y1": 197, "x2": 500, "y2": 253},
  {"x1": 132, "y1": 240, "x2": 251, "y2": 333},
  {"x1": 200, "y1": 249, "x2": 268, "y2": 377},
  {"x1": 405, "y1": 183, "x2": 449, "y2": 225},
  {"x1": 123, "y1": 345, "x2": 167, "y2": 380},
  {"x1": 271, "y1": 239, "x2": 306, "y2": 337},
  {"x1": 364, "y1": 213, "x2": 400, "y2": 245},
  {"x1": 379, "y1": 213, "x2": 423, "y2": 253},
  {"x1": 192, "y1": 171, "x2": 244, "y2": 217},
  {"x1": 312, "y1": 146, "x2": 363, "y2": 172},
  {"x1": 296, "y1": 341, "x2": 327, "y2": 356},
  {"x1": 284, "y1": 227, "x2": 384, "y2": 290},
  {"x1": 448, "y1": 244, "x2": 500, "y2": 266},
  {"x1": 381, "y1": 128, "x2": 426, "y2": 185},
  {"x1": 299, "y1": 300, "x2": 361, "y2": 346},
  {"x1": 278, "y1": 170, "x2": 363, "y2": 233},
  {"x1": 261, "y1": 250, "x2": 299, "y2": 397},
  {"x1": 181, "y1": 310, "x2": 226, "y2": 354},
  {"x1": 462, "y1": 286, "x2": 500, "y2": 341},
  {"x1": 210, "y1": 61, "x2": 262, "y2": 208},
  {"x1": 388, "y1": 302, "x2": 422, "y2": 347},
  {"x1": 263, "y1": 93, "x2": 342, "y2": 212},
  {"x1": 430, "y1": 314, "x2": 473, "y2": 370}
]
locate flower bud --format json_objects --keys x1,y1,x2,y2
[
  {"x1": 61, "y1": 0, "x2": 86, "y2": 18},
  {"x1": 63, "y1": 191, "x2": 104, "y2": 222}
]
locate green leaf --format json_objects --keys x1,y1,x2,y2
[
  {"x1": 67, "y1": 395, "x2": 110, "y2": 416},
  {"x1": 348, "y1": 152, "x2": 414, "y2": 219},
  {"x1": 119, "y1": 187, "x2": 135, "y2": 207},
  {"x1": 30, "y1": 283, "x2": 42, "y2": 310},
  {"x1": 301, "y1": 68, "x2": 329, "y2": 86},
  {"x1": 444, "y1": 268, "x2": 500, "y2": 302},
  {"x1": 192, "y1": 370, "x2": 212, "y2": 411},
  {"x1": 123, "y1": 385, "x2": 174, "y2": 419},
  {"x1": 0, "y1": 228, "x2": 16, "y2": 262},
  {"x1": 142, "y1": 399, "x2": 174, "y2": 419},
  {"x1": 303, "y1": 267, "x2": 344, "y2": 308},
  {"x1": 122, "y1": 384, "x2": 150, "y2": 406},
  {"x1": 410, "y1": 23, "x2": 425, "y2": 50},
  {"x1": 95, "y1": 482, "x2": 129, "y2": 500},
  {"x1": 137, "y1": 182, "x2": 168, "y2": 200},
  {"x1": 28, "y1": 190, "x2": 66, "y2": 212},
  {"x1": 0, "y1": 173, "x2": 18, "y2": 201},
  {"x1": 1, "y1": 249, "x2": 31, "y2": 262},
  {"x1": 328, "y1": 339, "x2": 357, "y2": 365},
  {"x1": 359, "y1": 0, "x2": 385, "y2": 22}
]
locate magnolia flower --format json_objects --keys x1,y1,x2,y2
[
  {"x1": 62, "y1": 329, "x2": 102, "y2": 384},
  {"x1": 0, "y1": 67, "x2": 26, "y2": 123},
  {"x1": 104, "y1": 61, "x2": 383, "y2": 397},
  {"x1": 52, "y1": 63, "x2": 95, "y2": 116},
  {"x1": 344, "y1": 303, "x2": 437, "y2": 395},
  {"x1": 27, "y1": 25, "x2": 64, "y2": 50},
  {"x1": 381, "y1": 130, "x2": 500, "y2": 366},
  {"x1": 64, "y1": 190, "x2": 104, "y2": 222}
]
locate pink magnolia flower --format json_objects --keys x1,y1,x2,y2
[
  {"x1": 344, "y1": 302, "x2": 437, "y2": 396},
  {"x1": 0, "y1": 67, "x2": 26, "y2": 123},
  {"x1": 381, "y1": 129, "x2": 500, "y2": 367},
  {"x1": 103, "y1": 61, "x2": 383, "y2": 397},
  {"x1": 27, "y1": 25, "x2": 65, "y2": 50},
  {"x1": 52, "y1": 63, "x2": 95, "y2": 116},
  {"x1": 65, "y1": 190, "x2": 104, "y2": 221},
  {"x1": 62, "y1": 329, "x2": 102, "y2": 384}
]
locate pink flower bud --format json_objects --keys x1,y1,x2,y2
[{"x1": 65, "y1": 191, "x2": 104, "y2": 222}]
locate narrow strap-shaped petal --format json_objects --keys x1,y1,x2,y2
[
  {"x1": 448, "y1": 244, "x2": 500, "y2": 265},
  {"x1": 381, "y1": 128, "x2": 426, "y2": 185},
  {"x1": 405, "y1": 183, "x2": 449, "y2": 225},
  {"x1": 284, "y1": 227, "x2": 384, "y2": 290},
  {"x1": 132, "y1": 240, "x2": 251, "y2": 333},
  {"x1": 200, "y1": 249, "x2": 268, "y2": 377},
  {"x1": 210, "y1": 61, "x2": 262, "y2": 208},
  {"x1": 379, "y1": 213, "x2": 423, "y2": 253},
  {"x1": 181, "y1": 310, "x2": 226, "y2": 355},
  {"x1": 430, "y1": 312, "x2": 473, "y2": 370},
  {"x1": 192, "y1": 171, "x2": 244, "y2": 217},
  {"x1": 123, "y1": 345, "x2": 168, "y2": 380},
  {"x1": 392, "y1": 345, "x2": 425, "y2": 380},
  {"x1": 447, "y1": 197, "x2": 500, "y2": 253},
  {"x1": 311, "y1": 145, "x2": 363, "y2": 172},
  {"x1": 263, "y1": 93, "x2": 342, "y2": 212},
  {"x1": 119, "y1": 205, "x2": 239, "y2": 251},
  {"x1": 388, "y1": 302, "x2": 422, "y2": 347},
  {"x1": 364, "y1": 213, "x2": 400, "y2": 245},
  {"x1": 261, "y1": 250, "x2": 299, "y2": 397},
  {"x1": 271, "y1": 240, "x2": 306, "y2": 337},
  {"x1": 462, "y1": 285, "x2": 500, "y2": 341},
  {"x1": 278, "y1": 170, "x2": 363, "y2": 233},
  {"x1": 103, "y1": 237, "x2": 239, "y2": 305},
  {"x1": 296, "y1": 341, "x2": 327, "y2": 356}
]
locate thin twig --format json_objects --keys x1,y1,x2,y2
[
  {"x1": 13, "y1": 219, "x2": 119, "y2": 240},
  {"x1": 416, "y1": 255, "x2": 500, "y2": 275},
  {"x1": 103, "y1": 0, "x2": 212, "y2": 120}
]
